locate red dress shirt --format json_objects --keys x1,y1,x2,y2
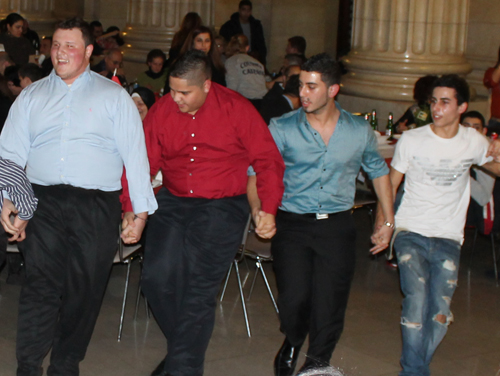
[
  {"x1": 484, "y1": 67, "x2": 500, "y2": 119},
  {"x1": 122, "y1": 83, "x2": 284, "y2": 215}
]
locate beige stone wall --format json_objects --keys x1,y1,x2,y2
[
  {"x1": 214, "y1": 0, "x2": 339, "y2": 73},
  {"x1": 466, "y1": 0, "x2": 500, "y2": 103}
]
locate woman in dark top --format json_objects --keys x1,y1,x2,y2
[
  {"x1": 164, "y1": 26, "x2": 226, "y2": 94},
  {"x1": 0, "y1": 13, "x2": 35, "y2": 65},
  {"x1": 166, "y1": 12, "x2": 202, "y2": 68}
]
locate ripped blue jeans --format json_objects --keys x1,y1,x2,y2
[{"x1": 394, "y1": 231, "x2": 461, "y2": 376}]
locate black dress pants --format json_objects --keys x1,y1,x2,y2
[
  {"x1": 16, "y1": 184, "x2": 121, "y2": 376},
  {"x1": 271, "y1": 209, "x2": 357, "y2": 364},
  {"x1": 142, "y1": 188, "x2": 249, "y2": 376}
]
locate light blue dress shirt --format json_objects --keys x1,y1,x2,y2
[
  {"x1": 0, "y1": 66, "x2": 157, "y2": 214},
  {"x1": 269, "y1": 103, "x2": 389, "y2": 214}
]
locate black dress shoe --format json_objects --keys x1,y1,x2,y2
[
  {"x1": 274, "y1": 338, "x2": 303, "y2": 376},
  {"x1": 150, "y1": 359, "x2": 168, "y2": 376}
]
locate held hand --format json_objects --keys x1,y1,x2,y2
[
  {"x1": 121, "y1": 211, "x2": 147, "y2": 244},
  {"x1": 369, "y1": 225, "x2": 393, "y2": 254},
  {"x1": 254, "y1": 211, "x2": 276, "y2": 239},
  {"x1": 487, "y1": 139, "x2": 500, "y2": 162},
  {"x1": 0, "y1": 199, "x2": 28, "y2": 241}
]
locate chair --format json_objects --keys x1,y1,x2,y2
[
  {"x1": 220, "y1": 215, "x2": 279, "y2": 337},
  {"x1": 114, "y1": 234, "x2": 143, "y2": 341}
]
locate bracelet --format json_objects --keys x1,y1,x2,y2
[
  {"x1": 384, "y1": 221, "x2": 394, "y2": 229},
  {"x1": 133, "y1": 214, "x2": 148, "y2": 223}
]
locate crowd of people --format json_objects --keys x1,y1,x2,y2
[{"x1": 0, "y1": 2, "x2": 499, "y2": 376}]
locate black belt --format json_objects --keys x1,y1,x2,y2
[{"x1": 278, "y1": 209, "x2": 350, "y2": 220}]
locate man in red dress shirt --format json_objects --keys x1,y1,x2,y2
[{"x1": 122, "y1": 50, "x2": 285, "y2": 376}]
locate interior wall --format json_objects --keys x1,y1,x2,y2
[{"x1": 466, "y1": 0, "x2": 500, "y2": 100}]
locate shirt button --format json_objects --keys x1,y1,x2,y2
[
  {"x1": 190, "y1": 190, "x2": 193, "y2": 193},
  {"x1": 61, "y1": 158, "x2": 64, "y2": 161},
  {"x1": 189, "y1": 173, "x2": 192, "y2": 176},
  {"x1": 190, "y1": 158, "x2": 194, "y2": 162},
  {"x1": 193, "y1": 146, "x2": 197, "y2": 150},
  {"x1": 60, "y1": 175, "x2": 64, "y2": 178},
  {"x1": 323, "y1": 169, "x2": 326, "y2": 171},
  {"x1": 66, "y1": 105, "x2": 69, "y2": 108},
  {"x1": 319, "y1": 205, "x2": 322, "y2": 208},
  {"x1": 192, "y1": 116, "x2": 195, "y2": 120},
  {"x1": 191, "y1": 133, "x2": 195, "y2": 137},
  {"x1": 320, "y1": 186, "x2": 323, "y2": 189}
]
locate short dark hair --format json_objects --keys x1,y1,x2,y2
[
  {"x1": 432, "y1": 74, "x2": 470, "y2": 106},
  {"x1": 147, "y1": 49, "x2": 167, "y2": 63},
  {"x1": 56, "y1": 17, "x2": 94, "y2": 47},
  {"x1": 4, "y1": 65, "x2": 20, "y2": 87},
  {"x1": 288, "y1": 36, "x2": 306, "y2": 55},
  {"x1": 170, "y1": 49, "x2": 211, "y2": 86},
  {"x1": 301, "y1": 53, "x2": 341, "y2": 87},
  {"x1": 285, "y1": 54, "x2": 306, "y2": 67},
  {"x1": 239, "y1": 0, "x2": 252, "y2": 9},
  {"x1": 283, "y1": 74, "x2": 300, "y2": 97},
  {"x1": 89, "y1": 20, "x2": 102, "y2": 29},
  {"x1": 413, "y1": 75, "x2": 437, "y2": 104},
  {"x1": 461, "y1": 111, "x2": 485, "y2": 128},
  {"x1": 19, "y1": 63, "x2": 43, "y2": 83}
]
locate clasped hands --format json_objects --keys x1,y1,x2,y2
[
  {"x1": 1, "y1": 198, "x2": 28, "y2": 241},
  {"x1": 121, "y1": 211, "x2": 148, "y2": 244},
  {"x1": 252, "y1": 207, "x2": 276, "y2": 239}
]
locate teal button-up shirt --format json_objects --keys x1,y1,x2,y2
[{"x1": 269, "y1": 103, "x2": 388, "y2": 214}]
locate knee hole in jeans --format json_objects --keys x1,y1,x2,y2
[{"x1": 401, "y1": 317, "x2": 422, "y2": 329}]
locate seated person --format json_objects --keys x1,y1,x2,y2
[
  {"x1": 91, "y1": 48, "x2": 126, "y2": 85},
  {"x1": 18, "y1": 62, "x2": 43, "y2": 89},
  {"x1": 38, "y1": 36, "x2": 53, "y2": 76},
  {"x1": 286, "y1": 36, "x2": 306, "y2": 58},
  {"x1": 259, "y1": 73, "x2": 300, "y2": 125},
  {"x1": 266, "y1": 64, "x2": 300, "y2": 98},
  {"x1": 136, "y1": 49, "x2": 168, "y2": 95},
  {"x1": 462, "y1": 111, "x2": 496, "y2": 233},
  {"x1": 395, "y1": 75, "x2": 437, "y2": 132},
  {"x1": 90, "y1": 20, "x2": 104, "y2": 56},
  {"x1": 0, "y1": 51, "x2": 13, "y2": 75},
  {"x1": 4, "y1": 65, "x2": 22, "y2": 97},
  {"x1": 225, "y1": 33, "x2": 267, "y2": 107},
  {"x1": 131, "y1": 86, "x2": 156, "y2": 121}
]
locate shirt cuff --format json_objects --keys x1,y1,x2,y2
[{"x1": 132, "y1": 197, "x2": 158, "y2": 215}]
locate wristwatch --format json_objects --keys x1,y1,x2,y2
[{"x1": 384, "y1": 221, "x2": 395, "y2": 229}]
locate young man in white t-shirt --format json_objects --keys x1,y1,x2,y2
[{"x1": 389, "y1": 74, "x2": 500, "y2": 376}]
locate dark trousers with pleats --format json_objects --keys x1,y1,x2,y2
[
  {"x1": 16, "y1": 184, "x2": 121, "y2": 376},
  {"x1": 272, "y1": 209, "x2": 357, "y2": 365},
  {"x1": 142, "y1": 188, "x2": 249, "y2": 376}
]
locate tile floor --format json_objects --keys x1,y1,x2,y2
[{"x1": 0, "y1": 211, "x2": 499, "y2": 376}]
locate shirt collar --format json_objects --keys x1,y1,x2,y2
[
  {"x1": 299, "y1": 100, "x2": 345, "y2": 126},
  {"x1": 49, "y1": 64, "x2": 92, "y2": 89}
]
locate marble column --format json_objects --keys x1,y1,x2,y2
[
  {"x1": 124, "y1": 0, "x2": 214, "y2": 64},
  {"x1": 0, "y1": 0, "x2": 58, "y2": 38},
  {"x1": 341, "y1": 0, "x2": 472, "y2": 102}
]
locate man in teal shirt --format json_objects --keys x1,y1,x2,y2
[{"x1": 265, "y1": 53, "x2": 394, "y2": 375}]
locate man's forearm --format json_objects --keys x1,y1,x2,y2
[{"x1": 372, "y1": 174, "x2": 395, "y2": 224}]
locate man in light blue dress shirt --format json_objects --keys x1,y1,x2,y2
[
  {"x1": 0, "y1": 18, "x2": 157, "y2": 376},
  {"x1": 264, "y1": 54, "x2": 395, "y2": 376}
]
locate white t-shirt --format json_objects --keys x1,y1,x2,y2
[{"x1": 392, "y1": 125, "x2": 492, "y2": 244}]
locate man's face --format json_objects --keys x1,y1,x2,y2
[
  {"x1": 430, "y1": 87, "x2": 467, "y2": 129},
  {"x1": 462, "y1": 116, "x2": 486, "y2": 135},
  {"x1": 40, "y1": 38, "x2": 52, "y2": 56},
  {"x1": 105, "y1": 51, "x2": 123, "y2": 73},
  {"x1": 51, "y1": 28, "x2": 92, "y2": 85},
  {"x1": 193, "y1": 33, "x2": 211, "y2": 55},
  {"x1": 169, "y1": 76, "x2": 210, "y2": 115},
  {"x1": 286, "y1": 42, "x2": 297, "y2": 55},
  {"x1": 93, "y1": 26, "x2": 103, "y2": 39},
  {"x1": 148, "y1": 57, "x2": 164, "y2": 74},
  {"x1": 239, "y1": 5, "x2": 252, "y2": 22},
  {"x1": 19, "y1": 75, "x2": 31, "y2": 89},
  {"x1": 299, "y1": 71, "x2": 335, "y2": 114}
]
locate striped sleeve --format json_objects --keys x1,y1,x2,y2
[{"x1": 0, "y1": 158, "x2": 38, "y2": 220}]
